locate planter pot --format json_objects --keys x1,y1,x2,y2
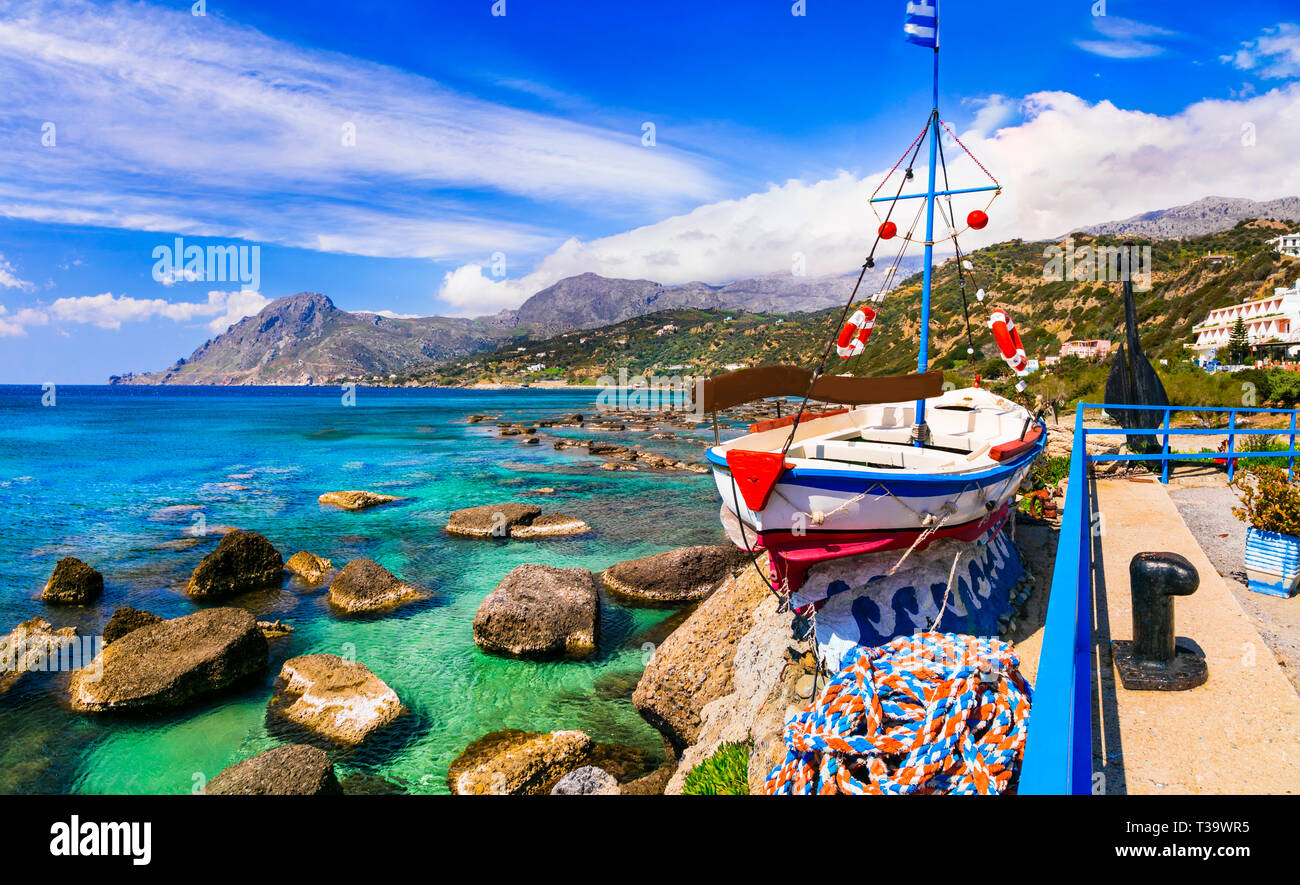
[{"x1": 1244, "y1": 527, "x2": 1300, "y2": 598}]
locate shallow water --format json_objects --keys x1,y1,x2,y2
[{"x1": 0, "y1": 385, "x2": 728, "y2": 794}]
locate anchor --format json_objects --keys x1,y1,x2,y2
[{"x1": 1112, "y1": 552, "x2": 1208, "y2": 691}]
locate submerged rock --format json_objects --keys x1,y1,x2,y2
[
  {"x1": 445, "y1": 503, "x2": 542, "y2": 538},
  {"x1": 284, "y1": 550, "x2": 333, "y2": 583},
  {"x1": 327, "y1": 557, "x2": 426, "y2": 615},
  {"x1": 102, "y1": 607, "x2": 162, "y2": 645},
  {"x1": 0, "y1": 617, "x2": 79, "y2": 694},
  {"x1": 206, "y1": 745, "x2": 341, "y2": 796},
  {"x1": 317, "y1": 490, "x2": 406, "y2": 511},
  {"x1": 68, "y1": 608, "x2": 268, "y2": 712},
  {"x1": 448, "y1": 729, "x2": 593, "y2": 795},
  {"x1": 185, "y1": 530, "x2": 283, "y2": 601},
  {"x1": 551, "y1": 765, "x2": 619, "y2": 795},
  {"x1": 602, "y1": 545, "x2": 749, "y2": 606},
  {"x1": 472, "y1": 564, "x2": 599, "y2": 660},
  {"x1": 42, "y1": 557, "x2": 104, "y2": 605},
  {"x1": 268, "y1": 654, "x2": 402, "y2": 746}
]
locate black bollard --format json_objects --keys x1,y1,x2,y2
[{"x1": 1112, "y1": 552, "x2": 1208, "y2": 691}]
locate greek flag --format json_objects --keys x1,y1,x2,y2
[{"x1": 904, "y1": 1, "x2": 938, "y2": 48}]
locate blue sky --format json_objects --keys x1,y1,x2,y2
[{"x1": 2, "y1": 0, "x2": 1300, "y2": 382}]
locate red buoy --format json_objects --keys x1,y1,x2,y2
[
  {"x1": 879, "y1": 221, "x2": 897, "y2": 239},
  {"x1": 967, "y1": 210, "x2": 989, "y2": 230}
]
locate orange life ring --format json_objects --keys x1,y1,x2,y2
[
  {"x1": 989, "y1": 309, "x2": 1027, "y2": 374},
  {"x1": 836, "y1": 306, "x2": 877, "y2": 358}
]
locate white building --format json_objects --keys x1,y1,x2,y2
[
  {"x1": 1190, "y1": 279, "x2": 1300, "y2": 361},
  {"x1": 1268, "y1": 232, "x2": 1300, "y2": 257}
]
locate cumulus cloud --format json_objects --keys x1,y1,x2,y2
[
  {"x1": 440, "y1": 84, "x2": 1300, "y2": 314},
  {"x1": 1076, "y1": 16, "x2": 1179, "y2": 59},
  {"x1": 1222, "y1": 23, "x2": 1300, "y2": 79},
  {"x1": 0, "y1": 290, "x2": 269, "y2": 336},
  {"x1": 0, "y1": 0, "x2": 718, "y2": 260},
  {"x1": 0, "y1": 254, "x2": 33, "y2": 291}
]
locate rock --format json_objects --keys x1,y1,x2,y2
[
  {"x1": 42, "y1": 557, "x2": 103, "y2": 605},
  {"x1": 257, "y1": 619, "x2": 294, "y2": 638},
  {"x1": 550, "y1": 766, "x2": 619, "y2": 795},
  {"x1": 620, "y1": 763, "x2": 677, "y2": 796},
  {"x1": 206, "y1": 745, "x2": 341, "y2": 795},
  {"x1": 508, "y1": 513, "x2": 590, "y2": 539},
  {"x1": 0, "y1": 617, "x2": 78, "y2": 694},
  {"x1": 327, "y1": 558, "x2": 426, "y2": 615},
  {"x1": 448, "y1": 729, "x2": 593, "y2": 795},
  {"x1": 268, "y1": 654, "x2": 403, "y2": 745},
  {"x1": 602, "y1": 545, "x2": 749, "y2": 606},
  {"x1": 472, "y1": 564, "x2": 599, "y2": 660},
  {"x1": 284, "y1": 550, "x2": 333, "y2": 583},
  {"x1": 317, "y1": 490, "x2": 406, "y2": 511},
  {"x1": 102, "y1": 607, "x2": 162, "y2": 645},
  {"x1": 532, "y1": 487, "x2": 556, "y2": 495},
  {"x1": 185, "y1": 530, "x2": 283, "y2": 601},
  {"x1": 522, "y1": 436, "x2": 540, "y2": 445},
  {"x1": 445, "y1": 503, "x2": 542, "y2": 538},
  {"x1": 632, "y1": 563, "x2": 775, "y2": 755},
  {"x1": 340, "y1": 772, "x2": 407, "y2": 795},
  {"x1": 68, "y1": 608, "x2": 268, "y2": 712}
]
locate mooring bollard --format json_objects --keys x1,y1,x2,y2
[{"x1": 1112, "y1": 552, "x2": 1208, "y2": 691}]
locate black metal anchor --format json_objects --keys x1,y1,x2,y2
[{"x1": 1112, "y1": 552, "x2": 1208, "y2": 691}]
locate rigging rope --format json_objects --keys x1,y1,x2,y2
[{"x1": 765, "y1": 632, "x2": 1032, "y2": 795}]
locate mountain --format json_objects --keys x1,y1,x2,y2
[
  {"x1": 419, "y1": 222, "x2": 1300, "y2": 386},
  {"x1": 110, "y1": 292, "x2": 518, "y2": 385},
  {"x1": 111, "y1": 263, "x2": 917, "y2": 385},
  {"x1": 1074, "y1": 196, "x2": 1300, "y2": 240}
]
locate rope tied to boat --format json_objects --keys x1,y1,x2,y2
[{"x1": 765, "y1": 632, "x2": 1031, "y2": 795}]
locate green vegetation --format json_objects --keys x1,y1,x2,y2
[
  {"x1": 1227, "y1": 317, "x2": 1250, "y2": 364},
  {"x1": 680, "y1": 740, "x2": 752, "y2": 796},
  {"x1": 1233, "y1": 466, "x2": 1300, "y2": 535}
]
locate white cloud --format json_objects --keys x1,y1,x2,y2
[
  {"x1": 0, "y1": 0, "x2": 719, "y2": 260},
  {"x1": 1222, "y1": 23, "x2": 1300, "y2": 79},
  {"x1": 1077, "y1": 16, "x2": 1178, "y2": 59},
  {"x1": 0, "y1": 254, "x2": 33, "y2": 290},
  {"x1": 440, "y1": 85, "x2": 1300, "y2": 313},
  {"x1": 1, "y1": 290, "x2": 269, "y2": 335}
]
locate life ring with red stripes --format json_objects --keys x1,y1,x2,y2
[
  {"x1": 989, "y1": 309, "x2": 1027, "y2": 374},
  {"x1": 836, "y1": 306, "x2": 877, "y2": 358}
]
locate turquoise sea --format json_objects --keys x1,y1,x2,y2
[{"x1": 0, "y1": 385, "x2": 729, "y2": 794}]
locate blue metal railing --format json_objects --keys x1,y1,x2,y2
[
  {"x1": 1019, "y1": 406, "x2": 1093, "y2": 794},
  {"x1": 1017, "y1": 401, "x2": 1300, "y2": 793},
  {"x1": 1076, "y1": 402, "x2": 1300, "y2": 483}
]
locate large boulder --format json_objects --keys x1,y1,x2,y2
[
  {"x1": 185, "y1": 531, "x2": 283, "y2": 601},
  {"x1": 472, "y1": 564, "x2": 599, "y2": 660},
  {"x1": 42, "y1": 557, "x2": 103, "y2": 605},
  {"x1": 507, "y1": 513, "x2": 590, "y2": 538},
  {"x1": 326, "y1": 558, "x2": 426, "y2": 615},
  {"x1": 206, "y1": 745, "x2": 341, "y2": 795},
  {"x1": 268, "y1": 654, "x2": 402, "y2": 745},
  {"x1": 550, "y1": 766, "x2": 620, "y2": 795},
  {"x1": 0, "y1": 617, "x2": 78, "y2": 694},
  {"x1": 318, "y1": 490, "x2": 406, "y2": 511},
  {"x1": 284, "y1": 550, "x2": 333, "y2": 583},
  {"x1": 68, "y1": 608, "x2": 268, "y2": 712},
  {"x1": 632, "y1": 564, "x2": 774, "y2": 755},
  {"x1": 601, "y1": 545, "x2": 749, "y2": 606},
  {"x1": 445, "y1": 503, "x2": 541, "y2": 538},
  {"x1": 448, "y1": 729, "x2": 593, "y2": 795},
  {"x1": 102, "y1": 607, "x2": 162, "y2": 644}
]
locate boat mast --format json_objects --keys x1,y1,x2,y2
[{"x1": 915, "y1": 42, "x2": 940, "y2": 447}]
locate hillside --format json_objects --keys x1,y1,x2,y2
[
  {"x1": 1073, "y1": 196, "x2": 1300, "y2": 240},
  {"x1": 415, "y1": 222, "x2": 1300, "y2": 386}
]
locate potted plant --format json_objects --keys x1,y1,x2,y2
[{"x1": 1233, "y1": 465, "x2": 1300, "y2": 597}]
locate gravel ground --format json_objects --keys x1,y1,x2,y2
[{"x1": 1168, "y1": 478, "x2": 1300, "y2": 694}]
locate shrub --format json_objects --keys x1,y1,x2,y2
[
  {"x1": 681, "y1": 740, "x2": 752, "y2": 796},
  {"x1": 1233, "y1": 466, "x2": 1300, "y2": 535}
]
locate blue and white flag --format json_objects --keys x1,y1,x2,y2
[{"x1": 904, "y1": 1, "x2": 938, "y2": 48}]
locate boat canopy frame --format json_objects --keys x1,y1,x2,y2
[{"x1": 699, "y1": 364, "x2": 945, "y2": 414}]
